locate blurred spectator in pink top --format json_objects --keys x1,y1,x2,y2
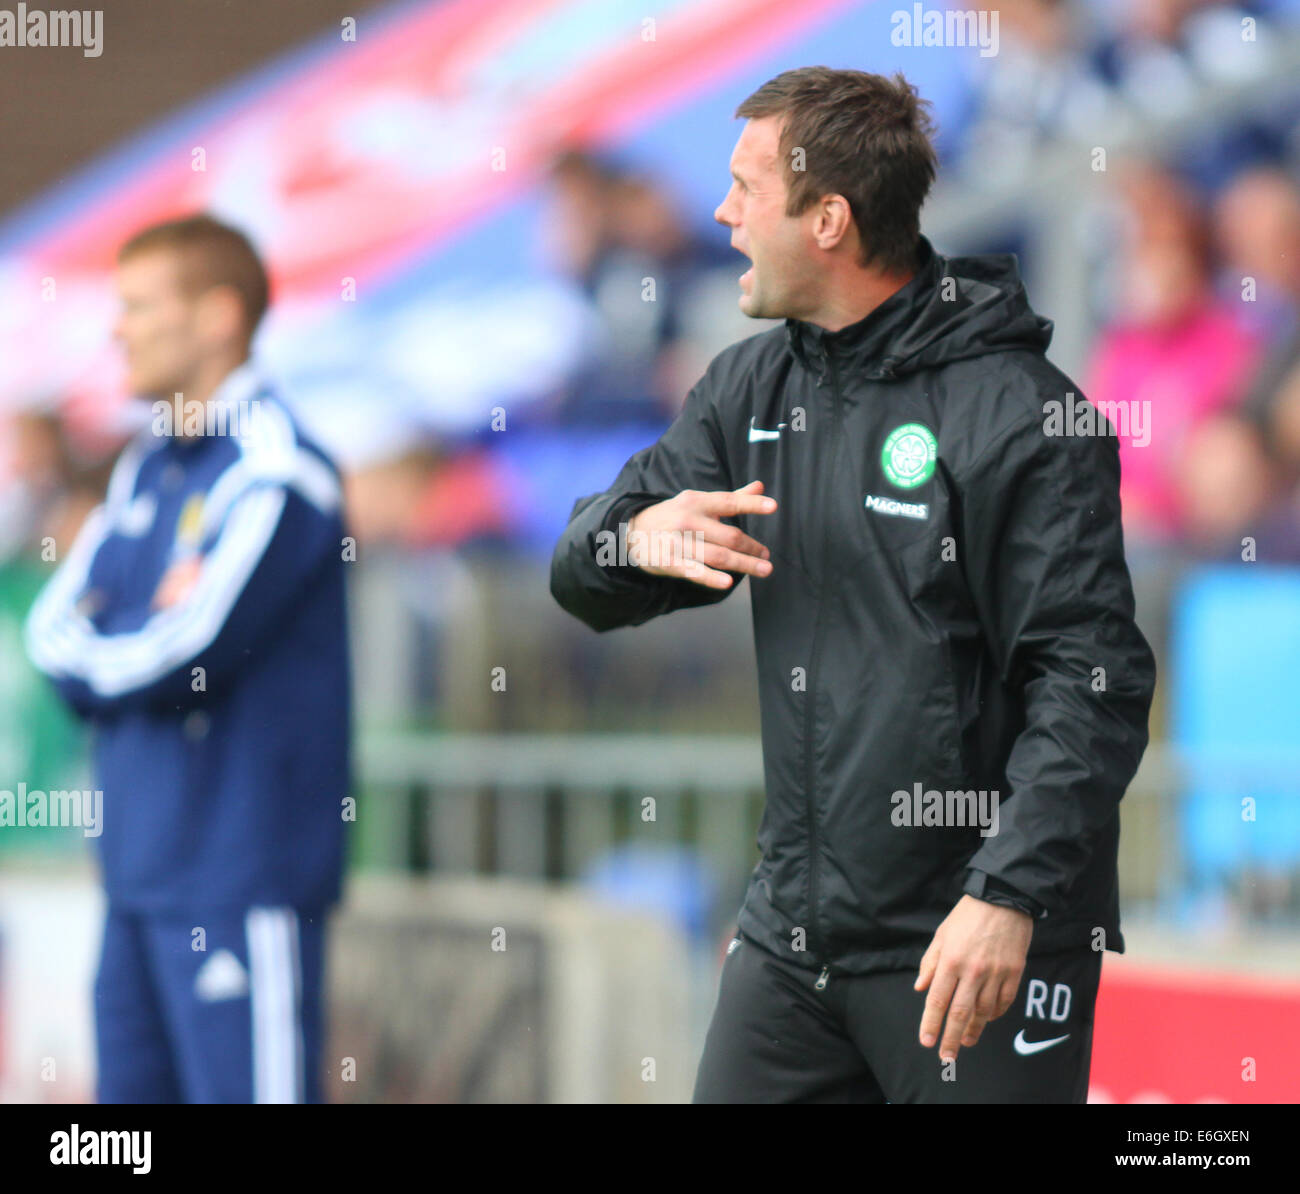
[{"x1": 1087, "y1": 162, "x2": 1260, "y2": 547}]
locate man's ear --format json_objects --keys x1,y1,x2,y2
[
  {"x1": 194, "y1": 284, "x2": 246, "y2": 347},
  {"x1": 814, "y1": 193, "x2": 855, "y2": 252}
]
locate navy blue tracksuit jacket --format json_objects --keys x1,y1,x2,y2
[{"x1": 25, "y1": 363, "x2": 351, "y2": 915}]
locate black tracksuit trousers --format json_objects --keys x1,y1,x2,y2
[{"x1": 693, "y1": 931, "x2": 1103, "y2": 1104}]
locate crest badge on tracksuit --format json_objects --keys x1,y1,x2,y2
[{"x1": 881, "y1": 423, "x2": 938, "y2": 489}]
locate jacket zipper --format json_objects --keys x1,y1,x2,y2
[{"x1": 803, "y1": 351, "x2": 843, "y2": 982}]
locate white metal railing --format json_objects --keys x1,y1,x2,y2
[{"x1": 353, "y1": 733, "x2": 1215, "y2": 908}]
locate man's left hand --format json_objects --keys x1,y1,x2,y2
[{"x1": 914, "y1": 894, "x2": 1033, "y2": 1062}]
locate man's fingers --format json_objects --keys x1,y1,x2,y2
[
  {"x1": 919, "y1": 963, "x2": 958, "y2": 1048},
  {"x1": 937, "y1": 978, "x2": 979, "y2": 1062},
  {"x1": 678, "y1": 557, "x2": 736, "y2": 590},
  {"x1": 695, "y1": 484, "x2": 778, "y2": 519},
  {"x1": 628, "y1": 526, "x2": 770, "y2": 581},
  {"x1": 993, "y1": 972, "x2": 1022, "y2": 1021},
  {"x1": 957, "y1": 971, "x2": 1012, "y2": 1053},
  {"x1": 914, "y1": 938, "x2": 939, "y2": 993},
  {"x1": 629, "y1": 481, "x2": 776, "y2": 585},
  {"x1": 689, "y1": 518, "x2": 771, "y2": 562},
  {"x1": 960, "y1": 1016, "x2": 987, "y2": 1049},
  {"x1": 962, "y1": 982, "x2": 1000, "y2": 1047},
  {"x1": 693, "y1": 541, "x2": 773, "y2": 579}
]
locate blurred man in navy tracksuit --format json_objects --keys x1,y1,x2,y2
[{"x1": 25, "y1": 214, "x2": 350, "y2": 1103}]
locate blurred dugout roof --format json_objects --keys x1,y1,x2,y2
[{"x1": 0, "y1": 0, "x2": 396, "y2": 214}]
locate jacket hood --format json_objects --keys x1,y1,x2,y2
[{"x1": 785, "y1": 235, "x2": 1054, "y2": 382}]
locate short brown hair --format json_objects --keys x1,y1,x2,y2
[
  {"x1": 118, "y1": 214, "x2": 270, "y2": 341},
  {"x1": 735, "y1": 67, "x2": 937, "y2": 274}
]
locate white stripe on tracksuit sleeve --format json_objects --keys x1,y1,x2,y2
[
  {"x1": 24, "y1": 438, "x2": 149, "y2": 680},
  {"x1": 24, "y1": 504, "x2": 114, "y2": 679},
  {"x1": 38, "y1": 484, "x2": 287, "y2": 699}
]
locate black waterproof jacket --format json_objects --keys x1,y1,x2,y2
[{"x1": 551, "y1": 236, "x2": 1157, "y2": 976}]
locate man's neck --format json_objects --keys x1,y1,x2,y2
[
  {"x1": 806, "y1": 266, "x2": 917, "y2": 333},
  {"x1": 178, "y1": 354, "x2": 248, "y2": 408},
  {"x1": 165, "y1": 354, "x2": 250, "y2": 440}
]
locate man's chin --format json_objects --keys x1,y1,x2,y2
[{"x1": 128, "y1": 377, "x2": 168, "y2": 401}]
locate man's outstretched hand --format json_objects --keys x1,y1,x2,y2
[
  {"x1": 914, "y1": 894, "x2": 1033, "y2": 1063},
  {"x1": 625, "y1": 479, "x2": 777, "y2": 589}
]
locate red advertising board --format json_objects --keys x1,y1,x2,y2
[{"x1": 1090, "y1": 961, "x2": 1300, "y2": 1103}]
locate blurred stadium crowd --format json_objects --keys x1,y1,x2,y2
[{"x1": 7, "y1": 2, "x2": 1300, "y2": 552}]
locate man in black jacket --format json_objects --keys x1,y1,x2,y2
[{"x1": 550, "y1": 68, "x2": 1156, "y2": 1103}]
